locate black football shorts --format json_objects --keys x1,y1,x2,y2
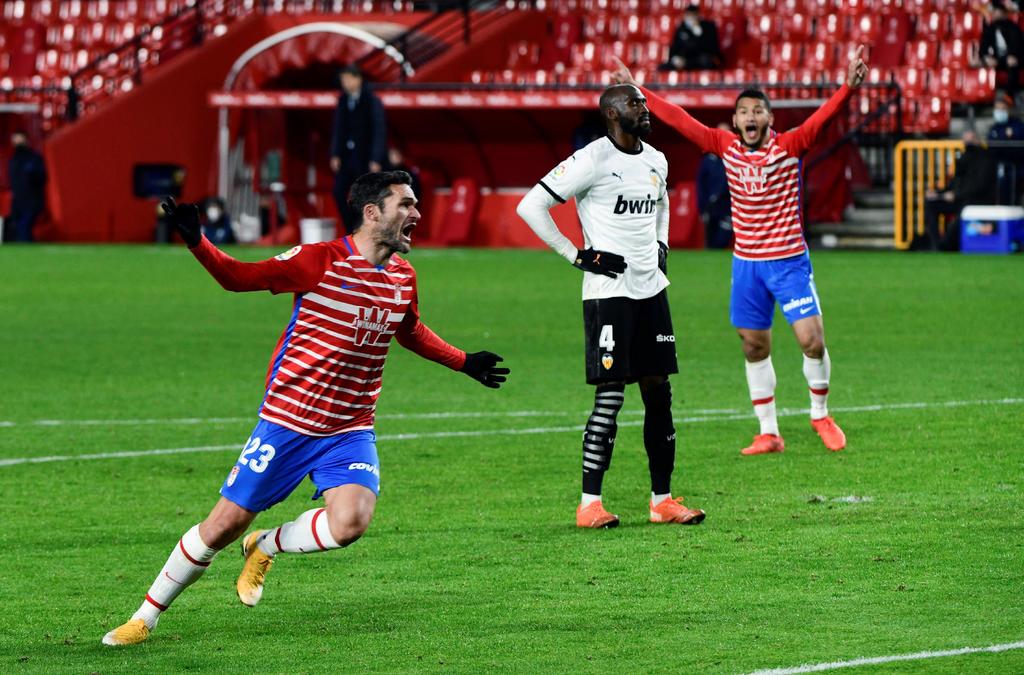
[{"x1": 582, "y1": 290, "x2": 678, "y2": 384}]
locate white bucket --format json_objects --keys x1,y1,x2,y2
[{"x1": 299, "y1": 218, "x2": 337, "y2": 244}]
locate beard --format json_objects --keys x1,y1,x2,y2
[
  {"x1": 375, "y1": 216, "x2": 411, "y2": 255},
  {"x1": 621, "y1": 117, "x2": 652, "y2": 138}
]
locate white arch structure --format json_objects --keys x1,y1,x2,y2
[{"x1": 217, "y1": 22, "x2": 413, "y2": 197}]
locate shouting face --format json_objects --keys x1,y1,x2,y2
[
  {"x1": 370, "y1": 183, "x2": 419, "y2": 255},
  {"x1": 733, "y1": 96, "x2": 773, "y2": 150}
]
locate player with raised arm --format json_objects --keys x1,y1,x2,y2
[
  {"x1": 612, "y1": 48, "x2": 867, "y2": 455},
  {"x1": 517, "y1": 85, "x2": 705, "y2": 529},
  {"x1": 102, "y1": 171, "x2": 509, "y2": 646}
]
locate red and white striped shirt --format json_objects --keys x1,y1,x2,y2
[
  {"x1": 642, "y1": 84, "x2": 853, "y2": 261},
  {"x1": 191, "y1": 236, "x2": 466, "y2": 436}
]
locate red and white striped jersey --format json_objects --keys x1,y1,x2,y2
[
  {"x1": 642, "y1": 84, "x2": 853, "y2": 261},
  {"x1": 191, "y1": 236, "x2": 466, "y2": 436}
]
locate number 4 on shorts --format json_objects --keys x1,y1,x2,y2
[{"x1": 599, "y1": 324, "x2": 615, "y2": 351}]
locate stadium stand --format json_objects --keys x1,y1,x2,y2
[{"x1": 0, "y1": 0, "x2": 1013, "y2": 248}]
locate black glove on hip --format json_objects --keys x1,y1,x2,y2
[
  {"x1": 573, "y1": 248, "x2": 627, "y2": 278},
  {"x1": 658, "y1": 241, "x2": 668, "y2": 274}
]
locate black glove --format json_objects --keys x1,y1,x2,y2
[
  {"x1": 657, "y1": 241, "x2": 668, "y2": 274},
  {"x1": 461, "y1": 351, "x2": 509, "y2": 389},
  {"x1": 160, "y1": 196, "x2": 202, "y2": 248},
  {"x1": 573, "y1": 248, "x2": 627, "y2": 278}
]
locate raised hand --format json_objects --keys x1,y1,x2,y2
[
  {"x1": 847, "y1": 44, "x2": 868, "y2": 89},
  {"x1": 160, "y1": 196, "x2": 202, "y2": 247},
  {"x1": 611, "y1": 56, "x2": 638, "y2": 87},
  {"x1": 573, "y1": 248, "x2": 628, "y2": 278},
  {"x1": 461, "y1": 351, "x2": 510, "y2": 389}
]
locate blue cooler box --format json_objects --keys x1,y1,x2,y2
[{"x1": 959, "y1": 205, "x2": 1024, "y2": 254}]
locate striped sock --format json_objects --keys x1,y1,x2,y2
[
  {"x1": 745, "y1": 356, "x2": 779, "y2": 436},
  {"x1": 132, "y1": 524, "x2": 217, "y2": 628},
  {"x1": 581, "y1": 383, "x2": 625, "y2": 497},
  {"x1": 257, "y1": 508, "x2": 341, "y2": 556},
  {"x1": 803, "y1": 350, "x2": 832, "y2": 420}
]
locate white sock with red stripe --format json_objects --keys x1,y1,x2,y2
[
  {"x1": 803, "y1": 350, "x2": 831, "y2": 420},
  {"x1": 745, "y1": 356, "x2": 779, "y2": 436},
  {"x1": 257, "y1": 508, "x2": 340, "y2": 556},
  {"x1": 131, "y1": 524, "x2": 217, "y2": 629}
]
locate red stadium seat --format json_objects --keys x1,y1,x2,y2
[
  {"x1": 949, "y1": 10, "x2": 982, "y2": 39},
  {"x1": 916, "y1": 96, "x2": 951, "y2": 133},
  {"x1": 932, "y1": 66, "x2": 957, "y2": 97},
  {"x1": 815, "y1": 14, "x2": 847, "y2": 42},
  {"x1": 848, "y1": 15, "x2": 882, "y2": 42},
  {"x1": 873, "y1": 11, "x2": 913, "y2": 66},
  {"x1": 916, "y1": 11, "x2": 949, "y2": 38},
  {"x1": 780, "y1": 13, "x2": 812, "y2": 41},
  {"x1": 943, "y1": 38, "x2": 976, "y2": 67},
  {"x1": 805, "y1": 0, "x2": 839, "y2": 15},
  {"x1": 733, "y1": 39, "x2": 769, "y2": 68},
  {"x1": 747, "y1": 15, "x2": 783, "y2": 41},
  {"x1": 904, "y1": 39, "x2": 939, "y2": 67},
  {"x1": 805, "y1": 42, "x2": 836, "y2": 69},
  {"x1": 893, "y1": 66, "x2": 929, "y2": 97},
  {"x1": 960, "y1": 67, "x2": 996, "y2": 103},
  {"x1": 507, "y1": 41, "x2": 540, "y2": 70},
  {"x1": 774, "y1": 41, "x2": 804, "y2": 68}
]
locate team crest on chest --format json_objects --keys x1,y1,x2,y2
[
  {"x1": 353, "y1": 306, "x2": 392, "y2": 346},
  {"x1": 738, "y1": 165, "x2": 768, "y2": 194},
  {"x1": 394, "y1": 284, "x2": 403, "y2": 303}
]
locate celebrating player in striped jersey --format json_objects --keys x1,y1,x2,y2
[
  {"x1": 517, "y1": 84, "x2": 705, "y2": 529},
  {"x1": 102, "y1": 171, "x2": 508, "y2": 646},
  {"x1": 613, "y1": 47, "x2": 867, "y2": 456}
]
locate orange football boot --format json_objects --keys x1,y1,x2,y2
[
  {"x1": 649, "y1": 496, "x2": 706, "y2": 524},
  {"x1": 741, "y1": 433, "x2": 785, "y2": 455},
  {"x1": 576, "y1": 501, "x2": 620, "y2": 528},
  {"x1": 811, "y1": 416, "x2": 846, "y2": 451}
]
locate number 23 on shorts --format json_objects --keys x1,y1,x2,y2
[{"x1": 237, "y1": 436, "x2": 276, "y2": 473}]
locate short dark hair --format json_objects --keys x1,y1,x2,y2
[
  {"x1": 347, "y1": 171, "x2": 413, "y2": 231},
  {"x1": 735, "y1": 89, "x2": 771, "y2": 110},
  {"x1": 339, "y1": 64, "x2": 363, "y2": 78}
]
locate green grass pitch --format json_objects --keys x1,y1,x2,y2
[{"x1": 0, "y1": 245, "x2": 1022, "y2": 673}]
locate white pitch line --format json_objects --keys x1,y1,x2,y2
[
  {"x1": 747, "y1": 639, "x2": 1024, "y2": 674},
  {"x1": 1, "y1": 397, "x2": 1022, "y2": 469},
  {"x1": 2, "y1": 397, "x2": 1021, "y2": 429}
]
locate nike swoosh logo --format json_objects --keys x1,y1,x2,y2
[
  {"x1": 342, "y1": 283, "x2": 356, "y2": 289},
  {"x1": 800, "y1": 306, "x2": 814, "y2": 315}
]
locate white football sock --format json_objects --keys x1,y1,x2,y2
[
  {"x1": 132, "y1": 524, "x2": 217, "y2": 628},
  {"x1": 257, "y1": 508, "x2": 341, "y2": 556},
  {"x1": 745, "y1": 356, "x2": 779, "y2": 436},
  {"x1": 580, "y1": 493, "x2": 602, "y2": 507},
  {"x1": 803, "y1": 350, "x2": 831, "y2": 420},
  {"x1": 652, "y1": 492, "x2": 672, "y2": 505}
]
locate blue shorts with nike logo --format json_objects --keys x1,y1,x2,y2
[
  {"x1": 220, "y1": 419, "x2": 380, "y2": 513},
  {"x1": 730, "y1": 252, "x2": 821, "y2": 330}
]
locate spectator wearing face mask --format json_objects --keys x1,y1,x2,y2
[
  {"x1": 987, "y1": 92, "x2": 1024, "y2": 201},
  {"x1": 202, "y1": 197, "x2": 235, "y2": 245},
  {"x1": 659, "y1": 5, "x2": 723, "y2": 71}
]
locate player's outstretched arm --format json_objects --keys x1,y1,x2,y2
[
  {"x1": 461, "y1": 351, "x2": 510, "y2": 389},
  {"x1": 783, "y1": 45, "x2": 867, "y2": 156},
  {"x1": 162, "y1": 197, "x2": 324, "y2": 294}
]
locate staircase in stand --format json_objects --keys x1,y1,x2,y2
[{"x1": 808, "y1": 188, "x2": 895, "y2": 250}]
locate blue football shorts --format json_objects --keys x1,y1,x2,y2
[
  {"x1": 729, "y1": 252, "x2": 822, "y2": 330},
  {"x1": 220, "y1": 418, "x2": 380, "y2": 513}
]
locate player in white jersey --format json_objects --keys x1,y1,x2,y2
[
  {"x1": 612, "y1": 49, "x2": 867, "y2": 456},
  {"x1": 517, "y1": 84, "x2": 705, "y2": 529}
]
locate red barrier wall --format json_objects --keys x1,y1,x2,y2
[{"x1": 42, "y1": 13, "x2": 425, "y2": 242}]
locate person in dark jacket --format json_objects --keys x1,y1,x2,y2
[
  {"x1": 330, "y1": 64, "x2": 387, "y2": 233},
  {"x1": 660, "y1": 5, "x2": 722, "y2": 71},
  {"x1": 697, "y1": 122, "x2": 733, "y2": 248},
  {"x1": 987, "y1": 92, "x2": 1024, "y2": 202},
  {"x1": 6, "y1": 131, "x2": 47, "y2": 242},
  {"x1": 981, "y1": 1, "x2": 1024, "y2": 99},
  {"x1": 923, "y1": 130, "x2": 999, "y2": 251}
]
